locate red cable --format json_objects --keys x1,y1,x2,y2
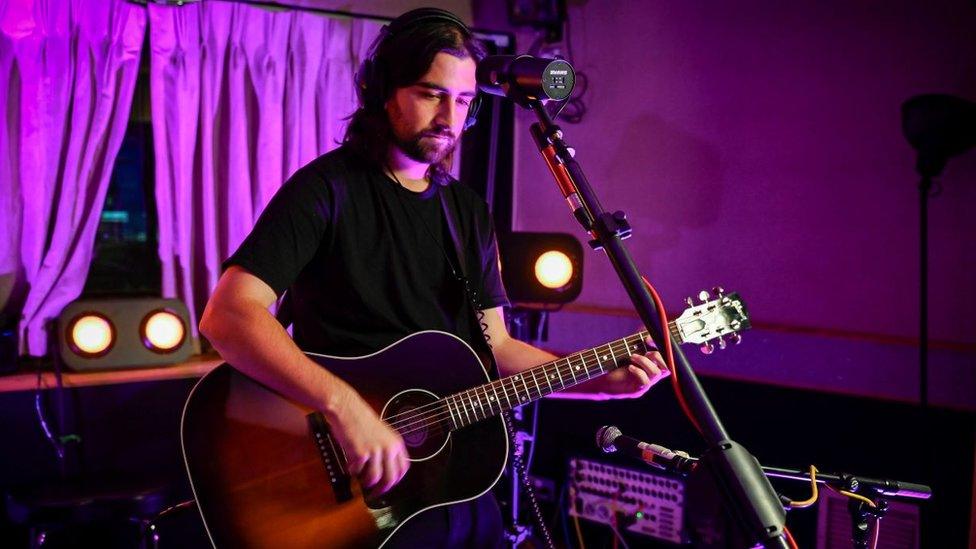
[
  {"x1": 784, "y1": 526, "x2": 799, "y2": 549},
  {"x1": 641, "y1": 276, "x2": 702, "y2": 434}
]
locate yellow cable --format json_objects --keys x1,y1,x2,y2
[
  {"x1": 569, "y1": 486, "x2": 586, "y2": 549},
  {"x1": 825, "y1": 483, "x2": 878, "y2": 508},
  {"x1": 788, "y1": 465, "x2": 820, "y2": 508}
]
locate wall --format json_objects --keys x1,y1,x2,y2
[{"x1": 487, "y1": 0, "x2": 976, "y2": 407}]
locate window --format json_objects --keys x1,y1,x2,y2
[{"x1": 82, "y1": 39, "x2": 160, "y2": 297}]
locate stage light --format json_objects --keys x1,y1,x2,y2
[
  {"x1": 142, "y1": 309, "x2": 186, "y2": 352},
  {"x1": 57, "y1": 298, "x2": 194, "y2": 371},
  {"x1": 67, "y1": 313, "x2": 116, "y2": 357},
  {"x1": 498, "y1": 232, "x2": 583, "y2": 310},
  {"x1": 534, "y1": 250, "x2": 574, "y2": 289}
]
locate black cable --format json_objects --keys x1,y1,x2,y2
[{"x1": 388, "y1": 169, "x2": 555, "y2": 547}]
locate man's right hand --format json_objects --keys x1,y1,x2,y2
[{"x1": 325, "y1": 386, "x2": 410, "y2": 498}]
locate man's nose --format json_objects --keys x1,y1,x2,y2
[{"x1": 436, "y1": 99, "x2": 459, "y2": 129}]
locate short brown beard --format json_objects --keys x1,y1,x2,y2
[{"x1": 394, "y1": 130, "x2": 457, "y2": 164}]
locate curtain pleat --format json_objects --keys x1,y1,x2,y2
[
  {"x1": 1, "y1": 0, "x2": 146, "y2": 355},
  {"x1": 148, "y1": 2, "x2": 382, "y2": 335}
]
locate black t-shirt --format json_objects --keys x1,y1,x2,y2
[{"x1": 224, "y1": 145, "x2": 509, "y2": 357}]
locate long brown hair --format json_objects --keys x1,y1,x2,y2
[{"x1": 343, "y1": 13, "x2": 486, "y2": 185}]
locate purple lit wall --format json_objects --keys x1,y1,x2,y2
[{"x1": 479, "y1": 1, "x2": 976, "y2": 408}]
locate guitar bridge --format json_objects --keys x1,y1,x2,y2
[{"x1": 307, "y1": 412, "x2": 353, "y2": 503}]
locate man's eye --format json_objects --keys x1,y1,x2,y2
[{"x1": 458, "y1": 98, "x2": 471, "y2": 107}]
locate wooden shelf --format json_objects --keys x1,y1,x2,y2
[{"x1": 0, "y1": 356, "x2": 223, "y2": 393}]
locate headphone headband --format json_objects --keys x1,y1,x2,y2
[
  {"x1": 359, "y1": 8, "x2": 482, "y2": 131},
  {"x1": 386, "y1": 8, "x2": 470, "y2": 37}
]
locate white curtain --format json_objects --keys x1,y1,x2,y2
[{"x1": 148, "y1": 1, "x2": 382, "y2": 333}]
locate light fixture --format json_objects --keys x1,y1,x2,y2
[
  {"x1": 57, "y1": 298, "x2": 194, "y2": 371},
  {"x1": 141, "y1": 309, "x2": 187, "y2": 353},
  {"x1": 498, "y1": 231, "x2": 583, "y2": 310},
  {"x1": 66, "y1": 313, "x2": 116, "y2": 357}
]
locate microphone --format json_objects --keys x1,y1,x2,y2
[
  {"x1": 476, "y1": 55, "x2": 575, "y2": 103},
  {"x1": 596, "y1": 425, "x2": 697, "y2": 474}
]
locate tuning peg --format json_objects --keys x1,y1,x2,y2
[
  {"x1": 717, "y1": 336, "x2": 727, "y2": 350},
  {"x1": 712, "y1": 286, "x2": 725, "y2": 297},
  {"x1": 700, "y1": 341, "x2": 714, "y2": 355},
  {"x1": 729, "y1": 332, "x2": 742, "y2": 345},
  {"x1": 685, "y1": 296, "x2": 695, "y2": 308},
  {"x1": 698, "y1": 290, "x2": 710, "y2": 303}
]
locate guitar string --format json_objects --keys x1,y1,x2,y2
[
  {"x1": 387, "y1": 335, "x2": 651, "y2": 437},
  {"x1": 392, "y1": 328, "x2": 676, "y2": 436},
  {"x1": 381, "y1": 331, "x2": 653, "y2": 430},
  {"x1": 385, "y1": 334, "x2": 650, "y2": 435},
  {"x1": 383, "y1": 334, "x2": 644, "y2": 429},
  {"x1": 382, "y1": 301, "x2": 684, "y2": 431},
  {"x1": 388, "y1": 317, "x2": 695, "y2": 438}
]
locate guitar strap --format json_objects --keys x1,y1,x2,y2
[
  {"x1": 439, "y1": 184, "x2": 557, "y2": 549},
  {"x1": 438, "y1": 185, "x2": 500, "y2": 379}
]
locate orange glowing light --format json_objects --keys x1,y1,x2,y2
[
  {"x1": 534, "y1": 250, "x2": 574, "y2": 289},
  {"x1": 69, "y1": 315, "x2": 115, "y2": 356},
  {"x1": 142, "y1": 310, "x2": 186, "y2": 352}
]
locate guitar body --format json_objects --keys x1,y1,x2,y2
[{"x1": 181, "y1": 331, "x2": 509, "y2": 548}]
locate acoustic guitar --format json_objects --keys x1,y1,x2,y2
[{"x1": 181, "y1": 291, "x2": 749, "y2": 548}]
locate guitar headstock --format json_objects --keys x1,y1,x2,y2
[{"x1": 673, "y1": 287, "x2": 750, "y2": 354}]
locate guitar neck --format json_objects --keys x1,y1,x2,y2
[{"x1": 442, "y1": 323, "x2": 682, "y2": 431}]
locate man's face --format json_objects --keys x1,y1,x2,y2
[{"x1": 386, "y1": 52, "x2": 478, "y2": 166}]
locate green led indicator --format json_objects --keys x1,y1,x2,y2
[{"x1": 635, "y1": 511, "x2": 644, "y2": 519}]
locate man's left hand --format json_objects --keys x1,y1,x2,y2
[{"x1": 597, "y1": 337, "x2": 670, "y2": 399}]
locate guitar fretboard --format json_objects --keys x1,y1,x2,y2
[{"x1": 440, "y1": 328, "x2": 675, "y2": 431}]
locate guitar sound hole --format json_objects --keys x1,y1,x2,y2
[
  {"x1": 399, "y1": 405, "x2": 427, "y2": 447},
  {"x1": 383, "y1": 389, "x2": 449, "y2": 460}
]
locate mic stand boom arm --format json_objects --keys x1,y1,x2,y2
[{"x1": 526, "y1": 99, "x2": 790, "y2": 548}]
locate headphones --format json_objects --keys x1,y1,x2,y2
[{"x1": 357, "y1": 8, "x2": 483, "y2": 131}]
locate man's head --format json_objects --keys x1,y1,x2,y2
[{"x1": 344, "y1": 8, "x2": 487, "y2": 184}]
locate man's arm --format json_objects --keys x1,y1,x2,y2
[
  {"x1": 199, "y1": 266, "x2": 408, "y2": 496},
  {"x1": 480, "y1": 306, "x2": 669, "y2": 401}
]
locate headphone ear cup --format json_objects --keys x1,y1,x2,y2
[{"x1": 464, "y1": 95, "x2": 482, "y2": 131}]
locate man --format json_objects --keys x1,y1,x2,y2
[{"x1": 199, "y1": 8, "x2": 669, "y2": 547}]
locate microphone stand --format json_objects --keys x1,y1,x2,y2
[
  {"x1": 764, "y1": 467, "x2": 931, "y2": 549},
  {"x1": 524, "y1": 98, "x2": 790, "y2": 548}
]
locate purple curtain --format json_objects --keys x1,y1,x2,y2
[
  {"x1": 0, "y1": 0, "x2": 146, "y2": 356},
  {"x1": 147, "y1": 2, "x2": 382, "y2": 335}
]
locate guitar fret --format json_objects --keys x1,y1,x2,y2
[
  {"x1": 483, "y1": 385, "x2": 495, "y2": 416},
  {"x1": 593, "y1": 349, "x2": 604, "y2": 374},
  {"x1": 530, "y1": 369, "x2": 542, "y2": 397},
  {"x1": 460, "y1": 392, "x2": 472, "y2": 426},
  {"x1": 586, "y1": 350, "x2": 599, "y2": 376},
  {"x1": 446, "y1": 396, "x2": 459, "y2": 430},
  {"x1": 449, "y1": 395, "x2": 462, "y2": 428},
  {"x1": 543, "y1": 365, "x2": 553, "y2": 394},
  {"x1": 501, "y1": 379, "x2": 514, "y2": 411},
  {"x1": 518, "y1": 374, "x2": 531, "y2": 404},
  {"x1": 475, "y1": 387, "x2": 486, "y2": 416},
  {"x1": 573, "y1": 355, "x2": 587, "y2": 380},
  {"x1": 488, "y1": 382, "x2": 501, "y2": 415},
  {"x1": 471, "y1": 390, "x2": 483, "y2": 420},
  {"x1": 567, "y1": 358, "x2": 577, "y2": 384},
  {"x1": 554, "y1": 361, "x2": 565, "y2": 388}
]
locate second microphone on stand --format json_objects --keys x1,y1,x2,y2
[{"x1": 596, "y1": 425, "x2": 698, "y2": 474}]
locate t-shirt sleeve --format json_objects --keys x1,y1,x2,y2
[
  {"x1": 223, "y1": 165, "x2": 332, "y2": 296},
  {"x1": 477, "y1": 213, "x2": 510, "y2": 310}
]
